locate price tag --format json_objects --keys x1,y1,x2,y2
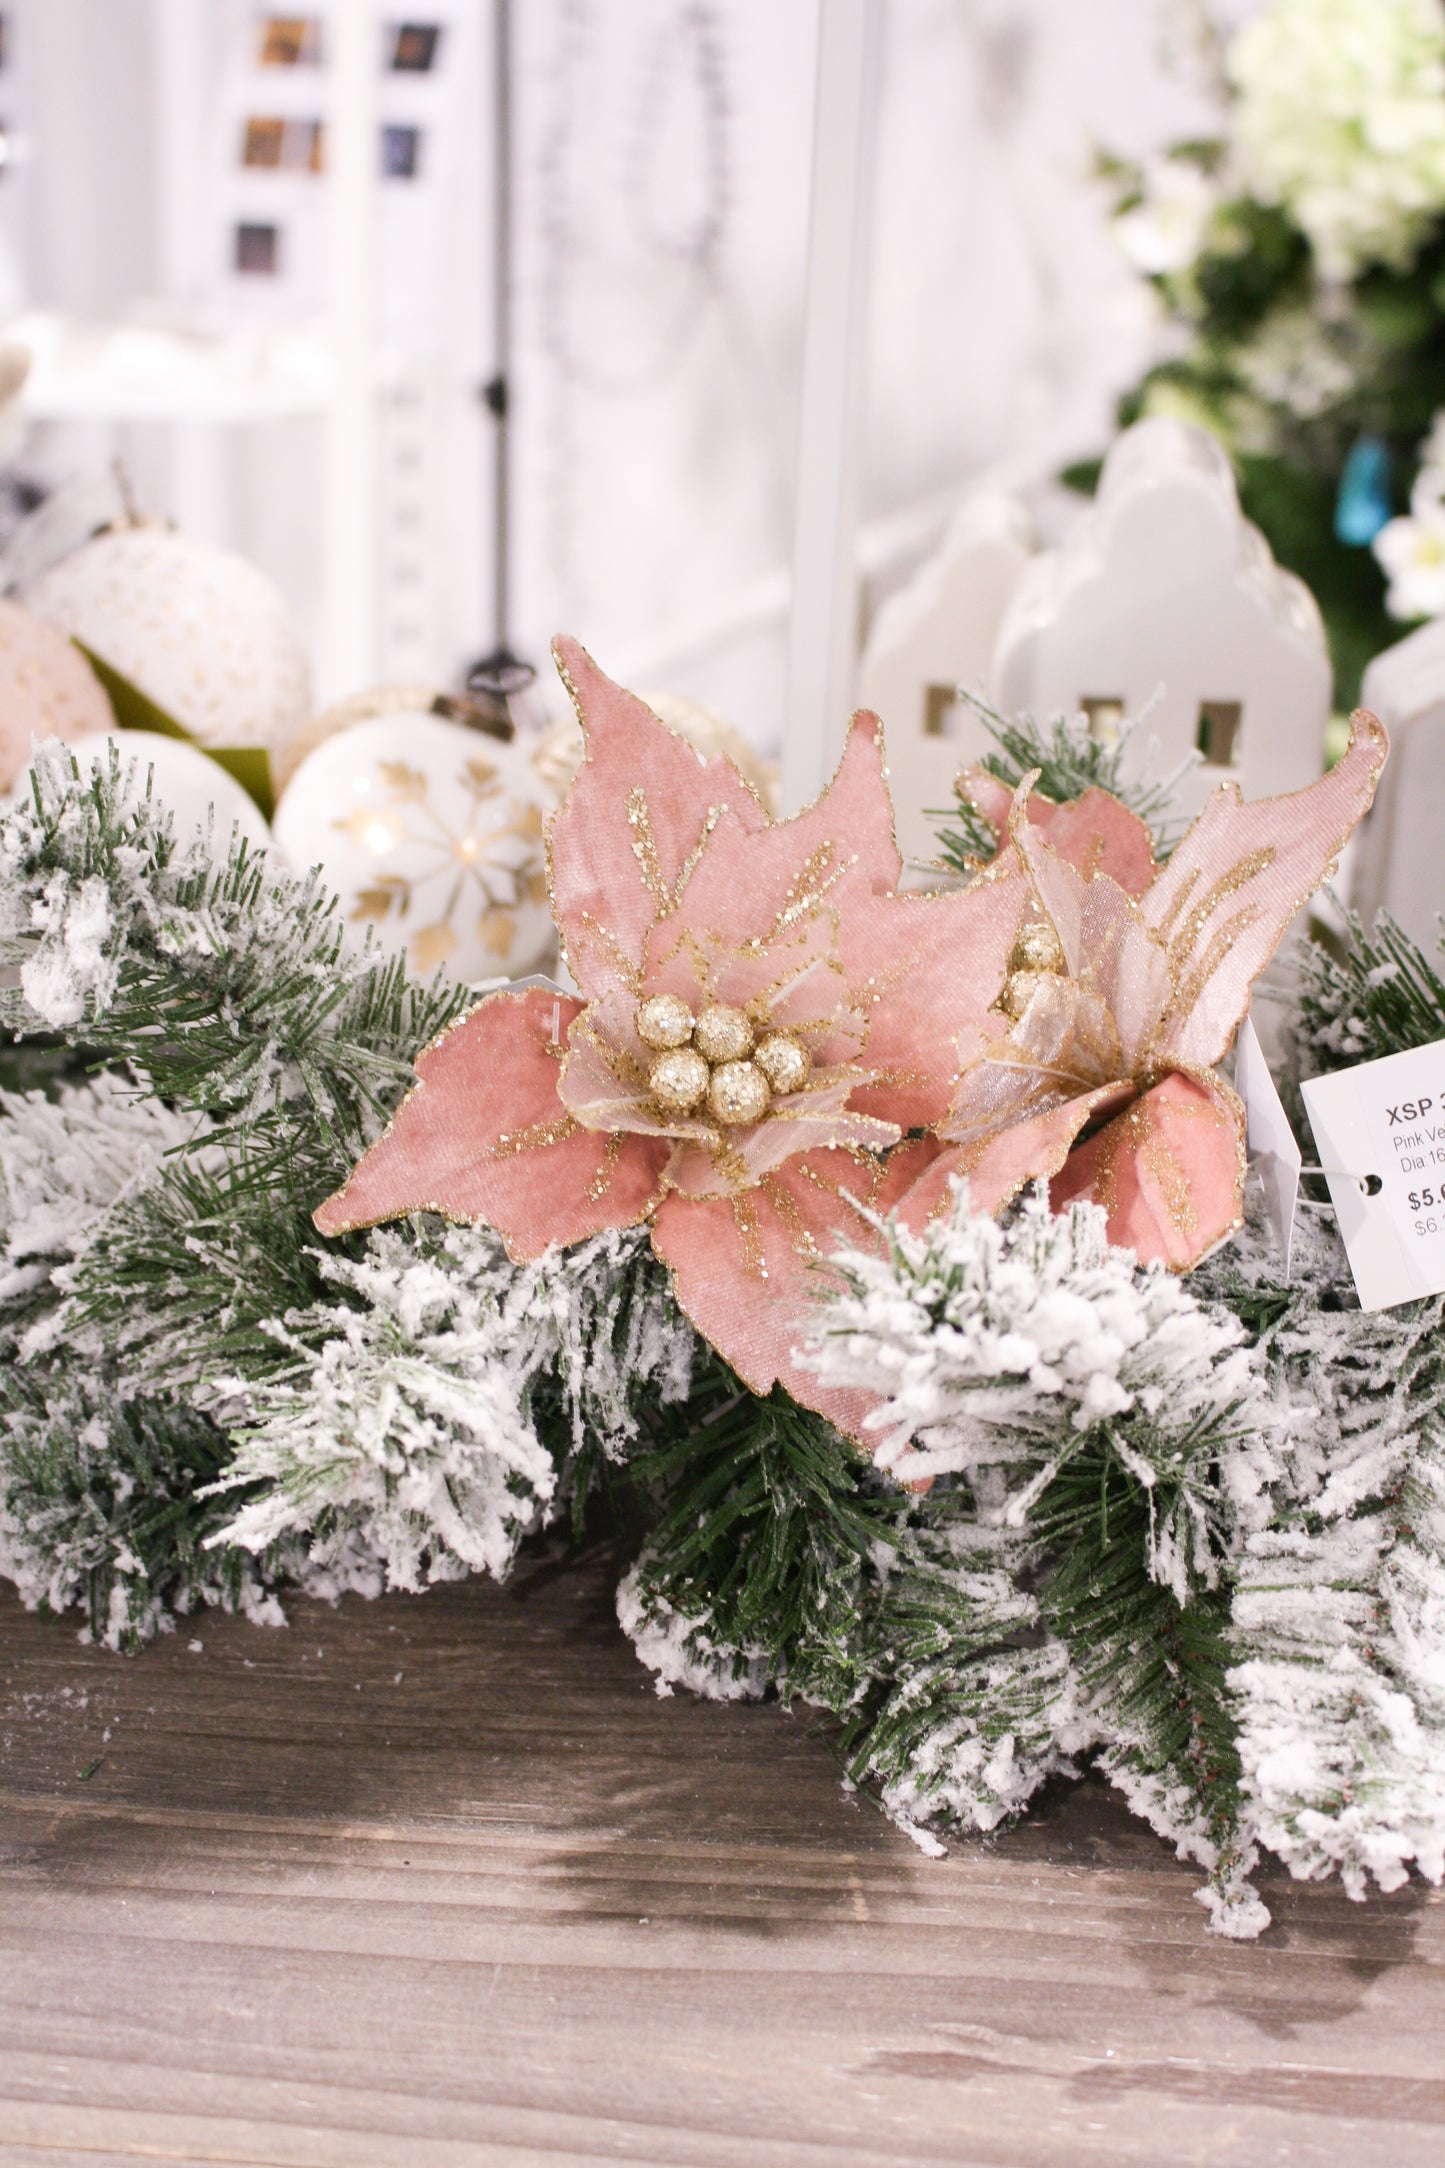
[
  {"x1": 1301, "y1": 1037, "x2": 1445, "y2": 1310},
  {"x1": 1234, "y1": 1015, "x2": 1301, "y2": 1275}
]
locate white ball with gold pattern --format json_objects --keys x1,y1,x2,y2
[
  {"x1": 273, "y1": 710, "x2": 556, "y2": 982},
  {"x1": 23, "y1": 525, "x2": 311, "y2": 752}
]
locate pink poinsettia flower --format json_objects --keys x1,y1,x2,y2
[
  {"x1": 898, "y1": 711, "x2": 1388, "y2": 1268},
  {"x1": 315, "y1": 637, "x2": 1027, "y2": 1438}
]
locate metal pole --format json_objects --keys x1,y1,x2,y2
[{"x1": 468, "y1": 0, "x2": 533, "y2": 716}]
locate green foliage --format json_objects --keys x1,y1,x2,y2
[
  {"x1": 0, "y1": 1363, "x2": 258, "y2": 1652},
  {"x1": 0, "y1": 744, "x2": 470, "y2": 1394},
  {"x1": 1295, "y1": 907, "x2": 1445, "y2": 1078},
  {"x1": 630, "y1": 1354, "x2": 901, "y2": 1706},
  {"x1": 0, "y1": 747, "x2": 470, "y2": 1630},
  {"x1": 627, "y1": 1310, "x2": 1253, "y2": 1891},
  {"x1": 1031, "y1": 1438, "x2": 1241, "y2": 1852}
]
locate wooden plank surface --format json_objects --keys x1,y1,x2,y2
[{"x1": 1, "y1": 1537, "x2": 1443, "y2": 2167}]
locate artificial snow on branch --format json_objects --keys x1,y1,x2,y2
[{"x1": 212, "y1": 1223, "x2": 696, "y2": 1593}]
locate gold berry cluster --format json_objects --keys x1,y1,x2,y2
[
  {"x1": 998, "y1": 914, "x2": 1068, "y2": 1022},
  {"x1": 635, "y1": 993, "x2": 811, "y2": 1125}
]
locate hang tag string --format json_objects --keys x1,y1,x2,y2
[{"x1": 1298, "y1": 1164, "x2": 1383, "y2": 1197}]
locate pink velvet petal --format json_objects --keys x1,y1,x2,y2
[
  {"x1": 1142, "y1": 708, "x2": 1388, "y2": 1071},
  {"x1": 1048, "y1": 1069, "x2": 1246, "y2": 1270},
  {"x1": 961, "y1": 769, "x2": 1157, "y2": 896},
  {"x1": 547, "y1": 636, "x2": 767, "y2": 996},
  {"x1": 650, "y1": 1140, "x2": 936, "y2": 1443},
  {"x1": 895, "y1": 1083, "x2": 1135, "y2": 1232},
  {"x1": 842, "y1": 874, "x2": 1029, "y2": 1128},
  {"x1": 313, "y1": 987, "x2": 671, "y2": 1257},
  {"x1": 670, "y1": 709, "x2": 902, "y2": 949},
  {"x1": 1038, "y1": 789, "x2": 1158, "y2": 899}
]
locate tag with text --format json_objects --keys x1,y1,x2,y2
[{"x1": 1301, "y1": 1036, "x2": 1445, "y2": 1310}]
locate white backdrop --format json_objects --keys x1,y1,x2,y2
[{"x1": 0, "y1": 0, "x2": 1249, "y2": 748}]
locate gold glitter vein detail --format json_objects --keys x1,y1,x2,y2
[
  {"x1": 670, "y1": 804, "x2": 723, "y2": 908},
  {"x1": 760, "y1": 1173, "x2": 821, "y2": 1256},
  {"x1": 732, "y1": 1191, "x2": 767, "y2": 1278},
  {"x1": 1170, "y1": 845, "x2": 1276, "y2": 963},
  {"x1": 586, "y1": 1130, "x2": 626, "y2": 1201},
  {"x1": 626, "y1": 786, "x2": 672, "y2": 915},
  {"x1": 576, "y1": 911, "x2": 643, "y2": 995},
  {"x1": 483, "y1": 1113, "x2": 579, "y2": 1160}
]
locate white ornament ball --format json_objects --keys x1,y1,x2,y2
[
  {"x1": 273, "y1": 711, "x2": 556, "y2": 982},
  {"x1": 0, "y1": 598, "x2": 113, "y2": 790},
  {"x1": 272, "y1": 683, "x2": 438, "y2": 795},
  {"x1": 35, "y1": 731, "x2": 272, "y2": 853},
  {"x1": 24, "y1": 526, "x2": 311, "y2": 752}
]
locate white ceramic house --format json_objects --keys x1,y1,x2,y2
[
  {"x1": 1354, "y1": 616, "x2": 1445, "y2": 954},
  {"x1": 991, "y1": 418, "x2": 1332, "y2": 821},
  {"x1": 858, "y1": 493, "x2": 1033, "y2": 867}
]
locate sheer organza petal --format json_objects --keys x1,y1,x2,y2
[
  {"x1": 663, "y1": 1072, "x2": 900, "y2": 1199},
  {"x1": 1004, "y1": 794, "x2": 1172, "y2": 1069},
  {"x1": 1048, "y1": 1069, "x2": 1245, "y2": 1269},
  {"x1": 961, "y1": 768, "x2": 1158, "y2": 896},
  {"x1": 650, "y1": 1138, "x2": 939, "y2": 1439},
  {"x1": 313, "y1": 987, "x2": 670, "y2": 1256},
  {"x1": 1142, "y1": 708, "x2": 1388, "y2": 1070},
  {"x1": 547, "y1": 636, "x2": 768, "y2": 998},
  {"x1": 940, "y1": 984, "x2": 1130, "y2": 1152}
]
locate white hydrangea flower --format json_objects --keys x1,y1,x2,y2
[
  {"x1": 1232, "y1": 305, "x2": 1358, "y2": 419},
  {"x1": 1373, "y1": 501, "x2": 1445, "y2": 619},
  {"x1": 1229, "y1": 0, "x2": 1445, "y2": 281},
  {"x1": 1113, "y1": 158, "x2": 1218, "y2": 276}
]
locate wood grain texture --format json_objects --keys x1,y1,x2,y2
[{"x1": 2, "y1": 1539, "x2": 1444, "y2": 2167}]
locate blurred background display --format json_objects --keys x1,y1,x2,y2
[
  {"x1": 0, "y1": 1, "x2": 1237, "y2": 729},
  {"x1": 1, "y1": 0, "x2": 1442, "y2": 968}
]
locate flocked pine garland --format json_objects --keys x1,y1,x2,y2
[{"x1": 2, "y1": 717, "x2": 1444, "y2": 1939}]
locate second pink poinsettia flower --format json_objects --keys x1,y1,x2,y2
[
  {"x1": 897, "y1": 713, "x2": 1388, "y2": 1268},
  {"x1": 315, "y1": 637, "x2": 1026, "y2": 1438}
]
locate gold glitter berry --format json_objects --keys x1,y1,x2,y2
[
  {"x1": 707, "y1": 1059, "x2": 771, "y2": 1126},
  {"x1": 1000, "y1": 968, "x2": 1051, "y2": 1022},
  {"x1": 649, "y1": 1046, "x2": 710, "y2": 1114},
  {"x1": 693, "y1": 1002, "x2": 755, "y2": 1064},
  {"x1": 636, "y1": 992, "x2": 695, "y2": 1050},
  {"x1": 1010, "y1": 916, "x2": 1066, "y2": 974},
  {"x1": 753, "y1": 1032, "x2": 810, "y2": 1095}
]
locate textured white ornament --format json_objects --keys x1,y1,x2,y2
[
  {"x1": 0, "y1": 598, "x2": 113, "y2": 790},
  {"x1": 38, "y1": 730, "x2": 272, "y2": 852},
  {"x1": 23, "y1": 526, "x2": 311, "y2": 752},
  {"x1": 273, "y1": 712, "x2": 556, "y2": 982}
]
